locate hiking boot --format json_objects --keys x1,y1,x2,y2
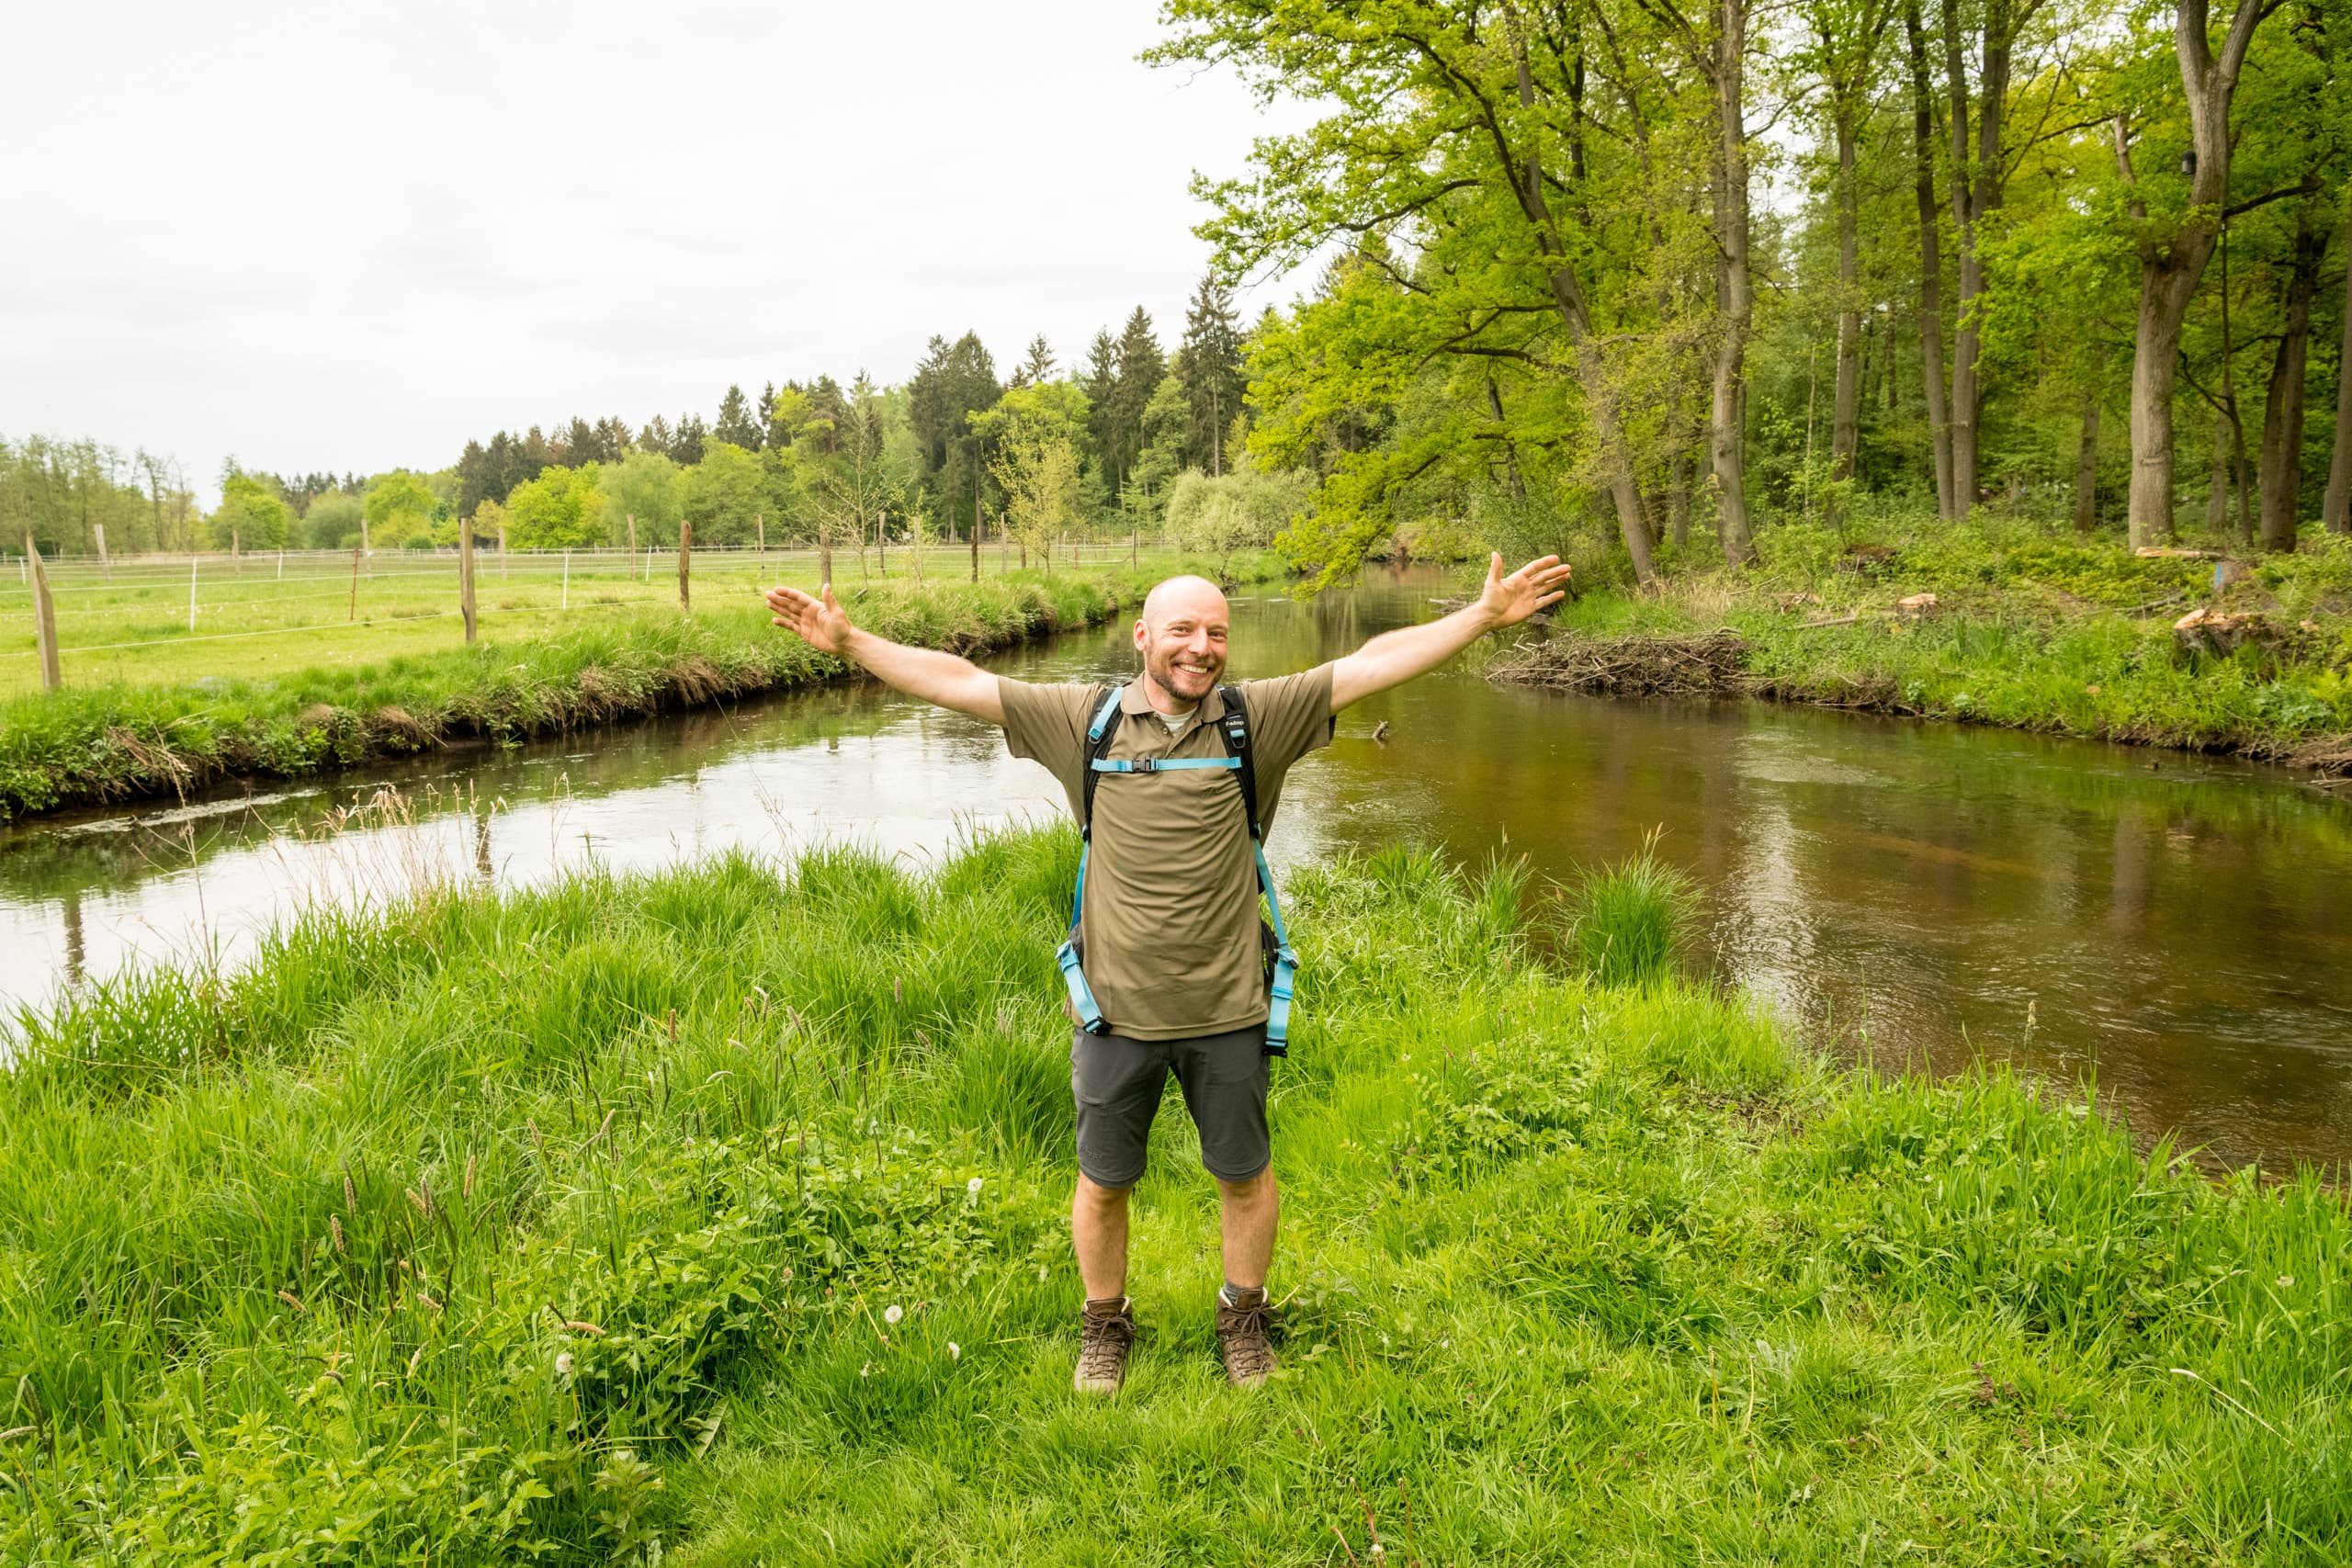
[
  {"x1": 1215, "y1": 1285, "x2": 1278, "y2": 1387},
  {"x1": 1074, "y1": 1296, "x2": 1136, "y2": 1394}
]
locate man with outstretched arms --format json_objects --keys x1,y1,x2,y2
[{"x1": 764, "y1": 554, "x2": 1569, "y2": 1393}]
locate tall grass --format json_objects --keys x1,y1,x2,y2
[
  {"x1": 1563, "y1": 831, "x2": 1703, "y2": 987},
  {"x1": 1, "y1": 829, "x2": 2344, "y2": 1563}
]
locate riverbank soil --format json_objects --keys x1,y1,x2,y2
[
  {"x1": 1495, "y1": 519, "x2": 2352, "y2": 774},
  {"x1": 3, "y1": 830, "x2": 2340, "y2": 1562},
  {"x1": 0, "y1": 555, "x2": 1285, "y2": 823}
]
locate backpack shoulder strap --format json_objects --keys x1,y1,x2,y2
[
  {"x1": 1215, "y1": 684, "x2": 1261, "y2": 840},
  {"x1": 1078, "y1": 684, "x2": 1124, "y2": 840}
]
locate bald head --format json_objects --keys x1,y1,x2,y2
[
  {"x1": 1134, "y1": 575, "x2": 1232, "y2": 708},
  {"x1": 1140, "y1": 574, "x2": 1228, "y2": 631}
]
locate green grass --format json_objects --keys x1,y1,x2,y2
[
  {"x1": 1, "y1": 828, "x2": 2343, "y2": 1563},
  {"x1": 0, "y1": 553, "x2": 1288, "y2": 822},
  {"x1": 1529, "y1": 516, "x2": 2352, "y2": 766}
]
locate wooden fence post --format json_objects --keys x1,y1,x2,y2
[
  {"x1": 628, "y1": 513, "x2": 638, "y2": 555},
  {"x1": 820, "y1": 530, "x2": 832, "y2": 591},
  {"x1": 26, "y1": 534, "x2": 60, "y2": 692},
  {"x1": 499, "y1": 524, "x2": 508, "y2": 580},
  {"x1": 756, "y1": 513, "x2": 766, "y2": 578},
  {"x1": 877, "y1": 508, "x2": 888, "y2": 579},
  {"x1": 677, "y1": 521, "x2": 692, "y2": 613},
  {"x1": 459, "y1": 516, "x2": 478, "y2": 643},
  {"x1": 349, "y1": 543, "x2": 361, "y2": 621},
  {"x1": 970, "y1": 498, "x2": 980, "y2": 581}
]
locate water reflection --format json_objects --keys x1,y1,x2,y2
[{"x1": 2, "y1": 570, "x2": 2347, "y2": 1171}]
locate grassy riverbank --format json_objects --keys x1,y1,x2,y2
[
  {"x1": 0, "y1": 554, "x2": 1283, "y2": 823},
  {"x1": 1501, "y1": 519, "x2": 2352, "y2": 774},
  {"x1": 2, "y1": 829, "x2": 2342, "y2": 1563}
]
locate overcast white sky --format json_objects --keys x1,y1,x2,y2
[{"x1": 3, "y1": 1, "x2": 1315, "y2": 500}]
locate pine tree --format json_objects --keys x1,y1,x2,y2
[
  {"x1": 1178, "y1": 273, "x2": 1246, "y2": 476},
  {"x1": 1017, "y1": 334, "x2": 1056, "y2": 387},
  {"x1": 714, "y1": 385, "x2": 761, "y2": 450},
  {"x1": 1110, "y1": 308, "x2": 1166, "y2": 493}
]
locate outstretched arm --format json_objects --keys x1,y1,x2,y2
[
  {"x1": 1329, "y1": 553, "x2": 1571, "y2": 712},
  {"x1": 764, "y1": 581, "x2": 1006, "y2": 724}
]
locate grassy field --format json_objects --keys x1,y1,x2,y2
[
  {"x1": 0, "y1": 552, "x2": 1283, "y2": 822},
  {"x1": 1, "y1": 826, "x2": 2341, "y2": 1564},
  {"x1": 1502, "y1": 516, "x2": 2352, "y2": 772},
  {"x1": 0, "y1": 542, "x2": 1160, "y2": 697}
]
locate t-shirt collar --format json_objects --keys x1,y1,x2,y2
[{"x1": 1119, "y1": 680, "x2": 1227, "y2": 727}]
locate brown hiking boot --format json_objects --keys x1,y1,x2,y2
[
  {"x1": 1074, "y1": 1296, "x2": 1136, "y2": 1394},
  {"x1": 1216, "y1": 1285, "x2": 1278, "y2": 1387}
]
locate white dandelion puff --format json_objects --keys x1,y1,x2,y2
[
  {"x1": 555, "y1": 1352, "x2": 575, "y2": 1377},
  {"x1": 884, "y1": 1303, "x2": 904, "y2": 1325}
]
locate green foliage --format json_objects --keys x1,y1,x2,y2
[
  {"x1": 361, "y1": 469, "x2": 440, "y2": 549},
  {"x1": 1162, "y1": 466, "x2": 1310, "y2": 570},
  {"x1": 599, "y1": 447, "x2": 684, "y2": 547},
  {"x1": 679, "y1": 441, "x2": 769, "y2": 547},
  {"x1": 207, "y1": 469, "x2": 292, "y2": 550},
  {"x1": 503, "y1": 463, "x2": 605, "y2": 549},
  {"x1": 300, "y1": 490, "x2": 364, "y2": 549},
  {"x1": 1564, "y1": 838, "x2": 1703, "y2": 987}
]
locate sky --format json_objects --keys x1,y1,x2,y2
[{"x1": 3, "y1": 1, "x2": 1317, "y2": 502}]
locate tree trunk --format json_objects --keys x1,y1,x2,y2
[
  {"x1": 1709, "y1": 0, "x2": 1758, "y2": 566},
  {"x1": 1905, "y1": 0, "x2": 1956, "y2": 520},
  {"x1": 2327, "y1": 204, "x2": 2352, "y2": 533},
  {"x1": 2258, "y1": 204, "x2": 2324, "y2": 551},
  {"x1": 2073, "y1": 396, "x2": 2099, "y2": 532},
  {"x1": 2206, "y1": 411, "x2": 2231, "y2": 531},
  {"x1": 1831, "y1": 107, "x2": 1862, "y2": 490},
  {"x1": 1942, "y1": 0, "x2": 2013, "y2": 516},
  {"x1": 2124, "y1": 0, "x2": 2273, "y2": 547},
  {"x1": 1501, "y1": 5, "x2": 1658, "y2": 583}
]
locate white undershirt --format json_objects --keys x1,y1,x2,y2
[{"x1": 1153, "y1": 705, "x2": 1197, "y2": 734}]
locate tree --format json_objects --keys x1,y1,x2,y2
[
  {"x1": 303, "y1": 491, "x2": 364, "y2": 549},
  {"x1": 989, "y1": 429, "x2": 1083, "y2": 567},
  {"x1": 681, "y1": 441, "x2": 768, "y2": 546},
  {"x1": 1012, "y1": 334, "x2": 1057, "y2": 388},
  {"x1": 502, "y1": 464, "x2": 604, "y2": 548},
  {"x1": 1164, "y1": 467, "x2": 1309, "y2": 571},
  {"x1": 208, "y1": 468, "x2": 291, "y2": 550},
  {"x1": 714, "y1": 385, "x2": 762, "y2": 449},
  {"x1": 908, "y1": 332, "x2": 1001, "y2": 538},
  {"x1": 2120, "y1": 0, "x2": 2278, "y2": 546},
  {"x1": 362, "y1": 470, "x2": 438, "y2": 549},
  {"x1": 602, "y1": 448, "x2": 684, "y2": 546},
  {"x1": 1177, "y1": 273, "x2": 1248, "y2": 476}
]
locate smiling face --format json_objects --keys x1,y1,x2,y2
[{"x1": 1134, "y1": 575, "x2": 1231, "y2": 709}]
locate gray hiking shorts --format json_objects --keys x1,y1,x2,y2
[{"x1": 1070, "y1": 1024, "x2": 1271, "y2": 1188}]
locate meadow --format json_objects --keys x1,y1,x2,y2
[
  {"x1": 0, "y1": 543, "x2": 1171, "y2": 698},
  {"x1": 0, "y1": 824, "x2": 2341, "y2": 1564},
  {"x1": 0, "y1": 552, "x2": 1283, "y2": 822}
]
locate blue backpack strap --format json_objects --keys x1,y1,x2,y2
[
  {"x1": 1214, "y1": 686, "x2": 1297, "y2": 1057},
  {"x1": 1060, "y1": 685, "x2": 1125, "y2": 1035}
]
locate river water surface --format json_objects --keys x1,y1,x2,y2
[{"x1": 5, "y1": 569, "x2": 2348, "y2": 1170}]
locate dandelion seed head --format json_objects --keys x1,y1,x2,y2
[
  {"x1": 967, "y1": 1177, "x2": 984, "y2": 1194},
  {"x1": 555, "y1": 1352, "x2": 574, "y2": 1377},
  {"x1": 884, "y1": 1303, "x2": 904, "y2": 1325},
  {"x1": 2278, "y1": 1275, "x2": 2294, "y2": 1288}
]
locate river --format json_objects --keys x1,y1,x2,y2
[{"x1": 5, "y1": 568, "x2": 2347, "y2": 1170}]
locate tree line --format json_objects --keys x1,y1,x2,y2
[{"x1": 1157, "y1": 0, "x2": 2352, "y2": 585}]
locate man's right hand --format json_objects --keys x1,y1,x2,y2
[{"x1": 766, "y1": 582, "x2": 854, "y2": 654}]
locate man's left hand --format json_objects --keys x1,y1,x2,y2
[{"x1": 1476, "y1": 552, "x2": 1573, "y2": 628}]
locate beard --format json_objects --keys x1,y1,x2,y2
[{"x1": 1146, "y1": 641, "x2": 1225, "y2": 704}]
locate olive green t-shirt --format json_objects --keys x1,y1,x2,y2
[{"x1": 999, "y1": 669, "x2": 1335, "y2": 1041}]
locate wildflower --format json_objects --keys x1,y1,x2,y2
[
  {"x1": 2278, "y1": 1275, "x2": 2294, "y2": 1288},
  {"x1": 884, "y1": 1303, "x2": 904, "y2": 1325},
  {"x1": 967, "y1": 1177, "x2": 984, "y2": 1195},
  {"x1": 948, "y1": 1342, "x2": 961, "y2": 1361},
  {"x1": 555, "y1": 1352, "x2": 575, "y2": 1376}
]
